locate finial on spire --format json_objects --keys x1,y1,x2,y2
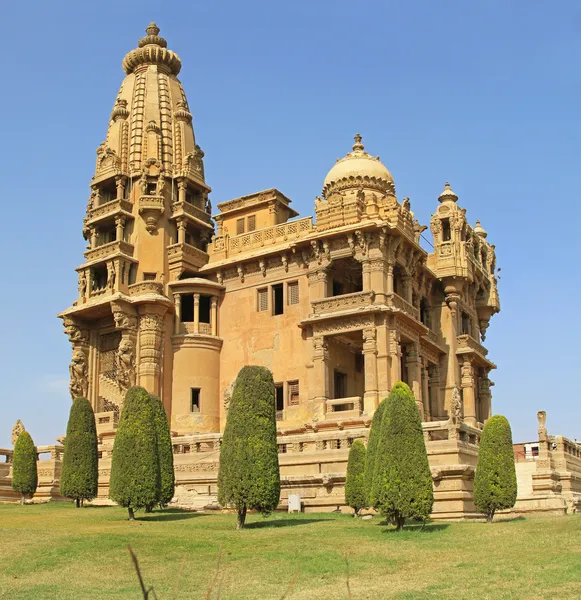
[
  {"x1": 438, "y1": 181, "x2": 458, "y2": 203},
  {"x1": 353, "y1": 133, "x2": 364, "y2": 151},
  {"x1": 474, "y1": 219, "x2": 487, "y2": 238},
  {"x1": 146, "y1": 22, "x2": 160, "y2": 36}
]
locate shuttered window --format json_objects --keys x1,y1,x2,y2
[
  {"x1": 257, "y1": 288, "x2": 268, "y2": 312},
  {"x1": 236, "y1": 218, "x2": 245, "y2": 235},
  {"x1": 287, "y1": 281, "x2": 299, "y2": 305},
  {"x1": 247, "y1": 214, "x2": 256, "y2": 232},
  {"x1": 288, "y1": 380, "x2": 300, "y2": 405}
]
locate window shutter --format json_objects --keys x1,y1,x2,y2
[
  {"x1": 236, "y1": 218, "x2": 245, "y2": 235},
  {"x1": 247, "y1": 215, "x2": 256, "y2": 232},
  {"x1": 258, "y1": 288, "x2": 268, "y2": 312},
  {"x1": 287, "y1": 281, "x2": 299, "y2": 305},
  {"x1": 288, "y1": 380, "x2": 299, "y2": 405}
]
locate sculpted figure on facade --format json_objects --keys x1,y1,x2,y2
[
  {"x1": 11, "y1": 419, "x2": 25, "y2": 446},
  {"x1": 69, "y1": 348, "x2": 89, "y2": 399},
  {"x1": 62, "y1": 316, "x2": 88, "y2": 344},
  {"x1": 449, "y1": 387, "x2": 463, "y2": 424},
  {"x1": 116, "y1": 338, "x2": 136, "y2": 391}
]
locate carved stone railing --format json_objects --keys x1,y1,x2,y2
[
  {"x1": 311, "y1": 291, "x2": 375, "y2": 315},
  {"x1": 128, "y1": 281, "x2": 164, "y2": 297},
  {"x1": 325, "y1": 397, "x2": 362, "y2": 414},
  {"x1": 219, "y1": 217, "x2": 314, "y2": 255},
  {"x1": 456, "y1": 334, "x2": 488, "y2": 357},
  {"x1": 0, "y1": 449, "x2": 13, "y2": 464},
  {"x1": 181, "y1": 322, "x2": 213, "y2": 335},
  {"x1": 422, "y1": 420, "x2": 482, "y2": 445},
  {"x1": 167, "y1": 242, "x2": 209, "y2": 269},
  {"x1": 199, "y1": 322, "x2": 212, "y2": 335},
  {"x1": 87, "y1": 199, "x2": 133, "y2": 224},
  {"x1": 84, "y1": 240, "x2": 135, "y2": 263},
  {"x1": 171, "y1": 200, "x2": 212, "y2": 224},
  {"x1": 387, "y1": 292, "x2": 420, "y2": 321},
  {"x1": 424, "y1": 329, "x2": 439, "y2": 344}
]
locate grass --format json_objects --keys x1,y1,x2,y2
[{"x1": 1, "y1": 504, "x2": 580, "y2": 599}]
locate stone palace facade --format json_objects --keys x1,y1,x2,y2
[{"x1": 57, "y1": 24, "x2": 501, "y2": 517}]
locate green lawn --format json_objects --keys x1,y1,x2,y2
[{"x1": 0, "y1": 503, "x2": 580, "y2": 599}]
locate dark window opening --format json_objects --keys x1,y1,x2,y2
[
  {"x1": 400, "y1": 345, "x2": 409, "y2": 386},
  {"x1": 128, "y1": 264, "x2": 137, "y2": 286},
  {"x1": 178, "y1": 270, "x2": 196, "y2": 280},
  {"x1": 332, "y1": 280, "x2": 344, "y2": 297},
  {"x1": 147, "y1": 181, "x2": 157, "y2": 195},
  {"x1": 191, "y1": 388, "x2": 200, "y2": 412},
  {"x1": 199, "y1": 295, "x2": 211, "y2": 323},
  {"x1": 143, "y1": 272, "x2": 156, "y2": 281},
  {"x1": 355, "y1": 353, "x2": 364, "y2": 373},
  {"x1": 91, "y1": 266, "x2": 108, "y2": 290},
  {"x1": 334, "y1": 371, "x2": 347, "y2": 399},
  {"x1": 275, "y1": 383, "x2": 284, "y2": 412},
  {"x1": 442, "y1": 218, "x2": 451, "y2": 242},
  {"x1": 328, "y1": 257, "x2": 362, "y2": 297},
  {"x1": 461, "y1": 312, "x2": 471, "y2": 335},
  {"x1": 100, "y1": 183, "x2": 116, "y2": 204},
  {"x1": 272, "y1": 284, "x2": 284, "y2": 315},
  {"x1": 181, "y1": 294, "x2": 194, "y2": 322},
  {"x1": 420, "y1": 298, "x2": 430, "y2": 327}
]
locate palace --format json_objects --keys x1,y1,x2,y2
[{"x1": 57, "y1": 24, "x2": 501, "y2": 517}]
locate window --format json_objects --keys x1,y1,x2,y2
[
  {"x1": 287, "y1": 281, "x2": 299, "y2": 305},
  {"x1": 199, "y1": 295, "x2": 211, "y2": 323},
  {"x1": 275, "y1": 383, "x2": 284, "y2": 412},
  {"x1": 442, "y1": 218, "x2": 451, "y2": 242},
  {"x1": 332, "y1": 280, "x2": 344, "y2": 297},
  {"x1": 272, "y1": 283, "x2": 284, "y2": 315},
  {"x1": 128, "y1": 264, "x2": 137, "y2": 286},
  {"x1": 143, "y1": 272, "x2": 156, "y2": 281},
  {"x1": 247, "y1": 215, "x2": 256, "y2": 232},
  {"x1": 147, "y1": 182, "x2": 157, "y2": 196},
  {"x1": 461, "y1": 312, "x2": 471, "y2": 335},
  {"x1": 257, "y1": 288, "x2": 268, "y2": 312},
  {"x1": 191, "y1": 388, "x2": 201, "y2": 412},
  {"x1": 181, "y1": 294, "x2": 194, "y2": 322},
  {"x1": 334, "y1": 371, "x2": 347, "y2": 399},
  {"x1": 288, "y1": 380, "x2": 300, "y2": 405},
  {"x1": 236, "y1": 218, "x2": 245, "y2": 235}
]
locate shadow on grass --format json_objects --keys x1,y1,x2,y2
[
  {"x1": 380, "y1": 521, "x2": 450, "y2": 534},
  {"x1": 245, "y1": 518, "x2": 329, "y2": 529},
  {"x1": 140, "y1": 509, "x2": 208, "y2": 522},
  {"x1": 491, "y1": 515, "x2": 526, "y2": 523}
]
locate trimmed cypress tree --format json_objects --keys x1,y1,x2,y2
[
  {"x1": 218, "y1": 366, "x2": 280, "y2": 529},
  {"x1": 109, "y1": 387, "x2": 160, "y2": 520},
  {"x1": 373, "y1": 382, "x2": 433, "y2": 530},
  {"x1": 473, "y1": 414, "x2": 517, "y2": 522},
  {"x1": 364, "y1": 396, "x2": 388, "y2": 507},
  {"x1": 345, "y1": 440, "x2": 367, "y2": 516},
  {"x1": 12, "y1": 431, "x2": 38, "y2": 505},
  {"x1": 60, "y1": 397, "x2": 99, "y2": 507},
  {"x1": 149, "y1": 394, "x2": 175, "y2": 510}
]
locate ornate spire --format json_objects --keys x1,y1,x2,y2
[
  {"x1": 122, "y1": 22, "x2": 181, "y2": 75},
  {"x1": 352, "y1": 133, "x2": 364, "y2": 152},
  {"x1": 438, "y1": 182, "x2": 458, "y2": 203},
  {"x1": 474, "y1": 219, "x2": 487, "y2": 238}
]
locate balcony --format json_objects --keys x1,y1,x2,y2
[
  {"x1": 83, "y1": 240, "x2": 134, "y2": 264},
  {"x1": 86, "y1": 199, "x2": 133, "y2": 226},
  {"x1": 181, "y1": 322, "x2": 213, "y2": 335},
  {"x1": 128, "y1": 282, "x2": 164, "y2": 297},
  {"x1": 167, "y1": 242, "x2": 209, "y2": 271},
  {"x1": 311, "y1": 291, "x2": 375, "y2": 316},
  {"x1": 213, "y1": 217, "x2": 313, "y2": 257},
  {"x1": 456, "y1": 333, "x2": 495, "y2": 367},
  {"x1": 387, "y1": 292, "x2": 420, "y2": 321},
  {"x1": 171, "y1": 200, "x2": 212, "y2": 226}
]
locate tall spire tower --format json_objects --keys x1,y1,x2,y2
[{"x1": 59, "y1": 23, "x2": 213, "y2": 414}]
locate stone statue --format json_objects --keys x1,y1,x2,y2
[
  {"x1": 106, "y1": 262, "x2": 116, "y2": 291},
  {"x1": 69, "y1": 348, "x2": 88, "y2": 399},
  {"x1": 449, "y1": 387, "x2": 463, "y2": 423},
  {"x1": 116, "y1": 338, "x2": 136, "y2": 391},
  {"x1": 402, "y1": 197, "x2": 411, "y2": 212},
  {"x1": 11, "y1": 419, "x2": 25, "y2": 446},
  {"x1": 139, "y1": 171, "x2": 148, "y2": 195},
  {"x1": 78, "y1": 271, "x2": 87, "y2": 299},
  {"x1": 157, "y1": 175, "x2": 166, "y2": 196}
]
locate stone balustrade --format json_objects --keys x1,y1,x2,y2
[
  {"x1": 387, "y1": 292, "x2": 420, "y2": 321},
  {"x1": 311, "y1": 291, "x2": 375, "y2": 315},
  {"x1": 167, "y1": 242, "x2": 208, "y2": 268},
  {"x1": 171, "y1": 200, "x2": 212, "y2": 224},
  {"x1": 456, "y1": 333, "x2": 488, "y2": 357},
  {"x1": 128, "y1": 281, "x2": 164, "y2": 297},
  {"x1": 424, "y1": 328, "x2": 439, "y2": 344},
  {"x1": 84, "y1": 240, "x2": 135, "y2": 263},
  {"x1": 215, "y1": 217, "x2": 313, "y2": 256},
  {"x1": 86, "y1": 199, "x2": 133, "y2": 224},
  {"x1": 422, "y1": 420, "x2": 481, "y2": 446}
]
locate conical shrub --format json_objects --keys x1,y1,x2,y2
[
  {"x1": 150, "y1": 394, "x2": 175, "y2": 507},
  {"x1": 12, "y1": 431, "x2": 38, "y2": 504},
  {"x1": 345, "y1": 439, "x2": 367, "y2": 516},
  {"x1": 364, "y1": 396, "x2": 388, "y2": 507}
]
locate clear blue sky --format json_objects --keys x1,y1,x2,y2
[{"x1": 1, "y1": 1, "x2": 580, "y2": 447}]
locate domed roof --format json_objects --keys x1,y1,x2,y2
[
  {"x1": 122, "y1": 22, "x2": 182, "y2": 75},
  {"x1": 438, "y1": 182, "x2": 458, "y2": 203},
  {"x1": 322, "y1": 134, "x2": 394, "y2": 197},
  {"x1": 474, "y1": 219, "x2": 487, "y2": 238}
]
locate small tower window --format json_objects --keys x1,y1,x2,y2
[
  {"x1": 199, "y1": 295, "x2": 211, "y2": 324},
  {"x1": 247, "y1": 215, "x2": 256, "y2": 232},
  {"x1": 275, "y1": 383, "x2": 284, "y2": 412},
  {"x1": 272, "y1": 284, "x2": 284, "y2": 315},
  {"x1": 461, "y1": 312, "x2": 471, "y2": 335},
  {"x1": 191, "y1": 388, "x2": 201, "y2": 412},
  {"x1": 236, "y1": 218, "x2": 245, "y2": 235},
  {"x1": 441, "y1": 218, "x2": 451, "y2": 242},
  {"x1": 287, "y1": 281, "x2": 299, "y2": 305},
  {"x1": 257, "y1": 288, "x2": 268, "y2": 312}
]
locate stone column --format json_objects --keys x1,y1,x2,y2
[
  {"x1": 115, "y1": 216, "x2": 125, "y2": 242},
  {"x1": 312, "y1": 334, "x2": 330, "y2": 406},
  {"x1": 178, "y1": 218, "x2": 187, "y2": 245},
  {"x1": 361, "y1": 260, "x2": 372, "y2": 293},
  {"x1": 406, "y1": 343, "x2": 424, "y2": 419},
  {"x1": 115, "y1": 176, "x2": 126, "y2": 200},
  {"x1": 211, "y1": 296, "x2": 218, "y2": 336},
  {"x1": 369, "y1": 258, "x2": 387, "y2": 304},
  {"x1": 389, "y1": 328, "x2": 402, "y2": 388},
  {"x1": 386, "y1": 264, "x2": 394, "y2": 294},
  {"x1": 428, "y1": 365, "x2": 442, "y2": 419},
  {"x1": 90, "y1": 227, "x2": 97, "y2": 249},
  {"x1": 478, "y1": 372, "x2": 492, "y2": 423},
  {"x1": 308, "y1": 268, "x2": 328, "y2": 303},
  {"x1": 193, "y1": 293, "x2": 200, "y2": 334},
  {"x1": 362, "y1": 327, "x2": 378, "y2": 414},
  {"x1": 421, "y1": 361, "x2": 431, "y2": 421},
  {"x1": 178, "y1": 179, "x2": 187, "y2": 203},
  {"x1": 461, "y1": 357, "x2": 477, "y2": 426},
  {"x1": 402, "y1": 275, "x2": 413, "y2": 304},
  {"x1": 173, "y1": 294, "x2": 181, "y2": 335},
  {"x1": 137, "y1": 305, "x2": 167, "y2": 394}
]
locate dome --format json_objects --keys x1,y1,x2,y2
[
  {"x1": 438, "y1": 182, "x2": 458, "y2": 203},
  {"x1": 474, "y1": 219, "x2": 487, "y2": 238},
  {"x1": 322, "y1": 134, "x2": 394, "y2": 197}
]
